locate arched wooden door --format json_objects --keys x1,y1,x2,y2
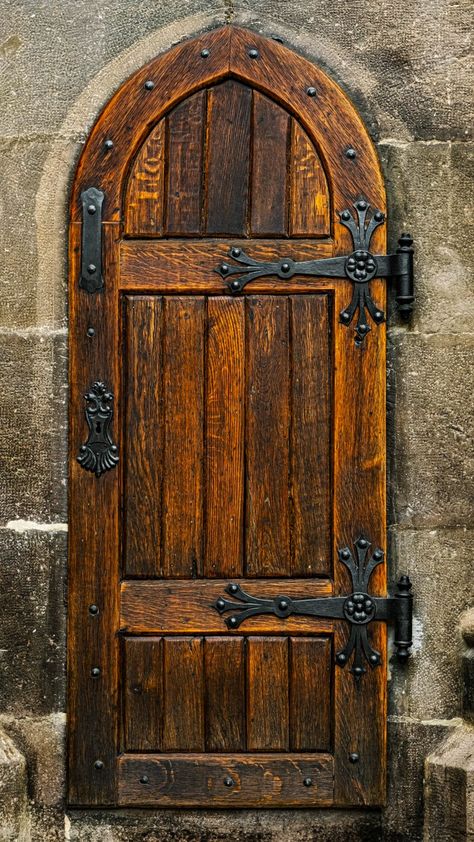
[{"x1": 68, "y1": 26, "x2": 387, "y2": 808}]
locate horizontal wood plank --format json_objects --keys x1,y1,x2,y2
[{"x1": 118, "y1": 753, "x2": 334, "y2": 806}]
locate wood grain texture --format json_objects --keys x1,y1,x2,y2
[
  {"x1": 162, "y1": 637, "x2": 205, "y2": 751},
  {"x1": 119, "y1": 753, "x2": 334, "y2": 806},
  {"x1": 123, "y1": 637, "x2": 163, "y2": 751},
  {"x1": 205, "y1": 297, "x2": 245, "y2": 577},
  {"x1": 247, "y1": 637, "x2": 289, "y2": 750},
  {"x1": 166, "y1": 90, "x2": 206, "y2": 235},
  {"x1": 250, "y1": 92, "x2": 289, "y2": 236},
  {"x1": 289, "y1": 120, "x2": 330, "y2": 237},
  {"x1": 123, "y1": 296, "x2": 163, "y2": 577},
  {"x1": 124, "y1": 120, "x2": 165, "y2": 236},
  {"x1": 290, "y1": 637, "x2": 332, "y2": 751},
  {"x1": 206, "y1": 80, "x2": 252, "y2": 235},
  {"x1": 204, "y1": 637, "x2": 245, "y2": 751}
]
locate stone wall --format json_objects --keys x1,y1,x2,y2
[{"x1": 0, "y1": 2, "x2": 472, "y2": 840}]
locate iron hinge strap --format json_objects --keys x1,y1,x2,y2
[
  {"x1": 213, "y1": 537, "x2": 413, "y2": 682},
  {"x1": 79, "y1": 187, "x2": 104, "y2": 293}
]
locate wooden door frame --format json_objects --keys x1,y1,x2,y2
[{"x1": 68, "y1": 25, "x2": 387, "y2": 807}]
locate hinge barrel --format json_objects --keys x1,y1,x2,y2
[
  {"x1": 393, "y1": 575, "x2": 414, "y2": 662},
  {"x1": 394, "y1": 233, "x2": 415, "y2": 320}
]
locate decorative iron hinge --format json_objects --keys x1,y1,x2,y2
[
  {"x1": 77, "y1": 381, "x2": 119, "y2": 477},
  {"x1": 215, "y1": 200, "x2": 414, "y2": 346},
  {"x1": 214, "y1": 536, "x2": 413, "y2": 682},
  {"x1": 79, "y1": 187, "x2": 104, "y2": 293}
]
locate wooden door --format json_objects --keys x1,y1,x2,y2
[{"x1": 68, "y1": 26, "x2": 387, "y2": 808}]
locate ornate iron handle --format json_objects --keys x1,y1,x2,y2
[
  {"x1": 213, "y1": 537, "x2": 413, "y2": 682},
  {"x1": 215, "y1": 200, "x2": 414, "y2": 346},
  {"x1": 77, "y1": 381, "x2": 119, "y2": 477}
]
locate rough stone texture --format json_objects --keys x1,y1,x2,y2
[
  {"x1": 424, "y1": 726, "x2": 474, "y2": 841},
  {"x1": 0, "y1": 714, "x2": 65, "y2": 808},
  {"x1": 0, "y1": 726, "x2": 28, "y2": 841},
  {"x1": 0, "y1": 531, "x2": 67, "y2": 715}
]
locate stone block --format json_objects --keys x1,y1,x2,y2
[
  {"x1": 0, "y1": 725, "x2": 28, "y2": 842},
  {"x1": 424, "y1": 725, "x2": 474, "y2": 841},
  {"x1": 0, "y1": 714, "x2": 65, "y2": 809},
  {"x1": 0, "y1": 531, "x2": 66, "y2": 715},
  {"x1": 388, "y1": 334, "x2": 474, "y2": 531},
  {"x1": 0, "y1": 332, "x2": 67, "y2": 524}
]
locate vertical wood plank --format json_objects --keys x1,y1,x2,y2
[
  {"x1": 205, "y1": 298, "x2": 245, "y2": 577},
  {"x1": 204, "y1": 637, "x2": 246, "y2": 751},
  {"x1": 250, "y1": 92, "x2": 289, "y2": 236},
  {"x1": 162, "y1": 637, "x2": 204, "y2": 751},
  {"x1": 290, "y1": 295, "x2": 331, "y2": 576},
  {"x1": 124, "y1": 121, "x2": 165, "y2": 236},
  {"x1": 206, "y1": 80, "x2": 252, "y2": 235},
  {"x1": 123, "y1": 638, "x2": 163, "y2": 751},
  {"x1": 123, "y1": 296, "x2": 163, "y2": 577},
  {"x1": 162, "y1": 297, "x2": 204, "y2": 578},
  {"x1": 247, "y1": 637, "x2": 289, "y2": 750},
  {"x1": 289, "y1": 120, "x2": 330, "y2": 237},
  {"x1": 246, "y1": 296, "x2": 290, "y2": 576},
  {"x1": 290, "y1": 637, "x2": 332, "y2": 751},
  {"x1": 166, "y1": 90, "x2": 206, "y2": 235}
]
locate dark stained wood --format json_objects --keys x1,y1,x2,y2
[
  {"x1": 206, "y1": 80, "x2": 252, "y2": 235},
  {"x1": 204, "y1": 637, "x2": 245, "y2": 751},
  {"x1": 166, "y1": 90, "x2": 206, "y2": 235},
  {"x1": 119, "y1": 753, "x2": 334, "y2": 807},
  {"x1": 250, "y1": 92, "x2": 289, "y2": 236},
  {"x1": 123, "y1": 296, "x2": 163, "y2": 577},
  {"x1": 204, "y1": 297, "x2": 245, "y2": 577},
  {"x1": 290, "y1": 637, "x2": 332, "y2": 751},
  {"x1": 124, "y1": 120, "x2": 165, "y2": 236},
  {"x1": 162, "y1": 637, "x2": 204, "y2": 751},
  {"x1": 247, "y1": 637, "x2": 289, "y2": 751},
  {"x1": 290, "y1": 295, "x2": 331, "y2": 576},
  {"x1": 121, "y1": 578, "x2": 333, "y2": 635},
  {"x1": 123, "y1": 637, "x2": 163, "y2": 751},
  {"x1": 162, "y1": 297, "x2": 204, "y2": 578},
  {"x1": 246, "y1": 297, "x2": 290, "y2": 577},
  {"x1": 289, "y1": 120, "x2": 330, "y2": 237}
]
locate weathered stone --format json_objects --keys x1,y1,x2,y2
[
  {"x1": 424, "y1": 725, "x2": 474, "y2": 841},
  {"x1": 381, "y1": 140, "x2": 474, "y2": 335},
  {"x1": 0, "y1": 725, "x2": 28, "y2": 842},
  {"x1": 388, "y1": 528, "x2": 473, "y2": 720},
  {"x1": 0, "y1": 714, "x2": 65, "y2": 808},
  {"x1": 0, "y1": 531, "x2": 66, "y2": 715},
  {"x1": 461, "y1": 609, "x2": 474, "y2": 648},
  {"x1": 0, "y1": 333, "x2": 67, "y2": 523},
  {"x1": 388, "y1": 334, "x2": 474, "y2": 531},
  {"x1": 233, "y1": 3, "x2": 473, "y2": 141}
]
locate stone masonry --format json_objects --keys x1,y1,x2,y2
[{"x1": 0, "y1": 2, "x2": 472, "y2": 840}]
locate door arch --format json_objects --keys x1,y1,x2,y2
[{"x1": 69, "y1": 26, "x2": 387, "y2": 808}]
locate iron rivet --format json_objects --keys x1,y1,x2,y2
[
  {"x1": 358, "y1": 538, "x2": 368, "y2": 548},
  {"x1": 132, "y1": 684, "x2": 142, "y2": 694},
  {"x1": 111, "y1": 445, "x2": 118, "y2": 453},
  {"x1": 345, "y1": 147, "x2": 356, "y2": 159},
  {"x1": 87, "y1": 204, "x2": 96, "y2": 215},
  {"x1": 230, "y1": 280, "x2": 240, "y2": 292},
  {"x1": 144, "y1": 80, "x2": 154, "y2": 90},
  {"x1": 280, "y1": 262, "x2": 291, "y2": 273},
  {"x1": 375, "y1": 311, "x2": 383, "y2": 321},
  {"x1": 229, "y1": 617, "x2": 238, "y2": 627},
  {"x1": 201, "y1": 48, "x2": 210, "y2": 58},
  {"x1": 229, "y1": 584, "x2": 238, "y2": 594},
  {"x1": 353, "y1": 667, "x2": 364, "y2": 676},
  {"x1": 89, "y1": 604, "x2": 99, "y2": 615},
  {"x1": 231, "y1": 247, "x2": 241, "y2": 257},
  {"x1": 87, "y1": 327, "x2": 95, "y2": 337},
  {"x1": 87, "y1": 263, "x2": 96, "y2": 274},
  {"x1": 373, "y1": 549, "x2": 383, "y2": 560},
  {"x1": 341, "y1": 210, "x2": 351, "y2": 221},
  {"x1": 370, "y1": 654, "x2": 379, "y2": 664},
  {"x1": 303, "y1": 777, "x2": 313, "y2": 787},
  {"x1": 279, "y1": 599, "x2": 289, "y2": 610},
  {"x1": 336, "y1": 653, "x2": 347, "y2": 664},
  {"x1": 220, "y1": 263, "x2": 229, "y2": 274},
  {"x1": 248, "y1": 49, "x2": 259, "y2": 59},
  {"x1": 104, "y1": 139, "x2": 114, "y2": 150},
  {"x1": 340, "y1": 548, "x2": 351, "y2": 560},
  {"x1": 216, "y1": 598, "x2": 225, "y2": 610},
  {"x1": 307, "y1": 86, "x2": 317, "y2": 97},
  {"x1": 224, "y1": 776, "x2": 234, "y2": 787},
  {"x1": 374, "y1": 211, "x2": 384, "y2": 221},
  {"x1": 140, "y1": 775, "x2": 149, "y2": 784},
  {"x1": 340, "y1": 311, "x2": 350, "y2": 322},
  {"x1": 91, "y1": 667, "x2": 101, "y2": 678},
  {"x1": 94, "y1": 760, "x2": 104, "y2": 770},
  {"x1": 357, "y1": 200, "x2": 367, "y2": 211},
  {"x1": 349, "y1": 753, "x2": 360, "y2": 764}
]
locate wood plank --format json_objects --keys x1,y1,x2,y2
[
  {"x1": 289, "y1": 637, "x2": 332, "y2": 751},
  {"x1": 124, "y1": 120, "x2": 165, "y2": 236},
  {"x1": 206, "y1": 80, "x2": 252, "y2": 235},
  {"x1": 165, "y1": 90, "x2": 206, "y2": 235},
  {"x1": 290, "y1": 295, "x2": 331, "y2": 576},
  {"x1": 246, "y1": 297, "x2": 290, "y2": 576},
  {"x1": 204, "y1": 637, "x2": 245, "y2": 751},
  {"x1": 123, "y1": 296, "x2": 163, "y2": 577},
  {"x1": 247, "y1": 637, "x2": 289, "y2": 750},
  {"x1": 289, "y1": 120, "x2": 330, "y2": 237},
  {"x1": 204, "y1": 297, "x2": 245, "y2": 577},
  {"x1": 119, "y1": 753, "x2": 334, "y2": 807},
  {"x1": 162, "y1": 297, "x2": 204, "y2": 577},
  {"x1": 121, "y1": 578, "x2": 333, "y2": 635},
  {"x1": 162, "y1": 638, "x2": 204, "y2": 751},
  {"x1": 251, "y1": 92, "x2": 289, "y2": 236},
  {"x1": 123, "y1": 637, "x2": 163, "y2": 751}
]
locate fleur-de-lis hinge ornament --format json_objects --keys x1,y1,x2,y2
[{"x1": 77, "y1": 381, "x2": 119, "y2": 478}]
